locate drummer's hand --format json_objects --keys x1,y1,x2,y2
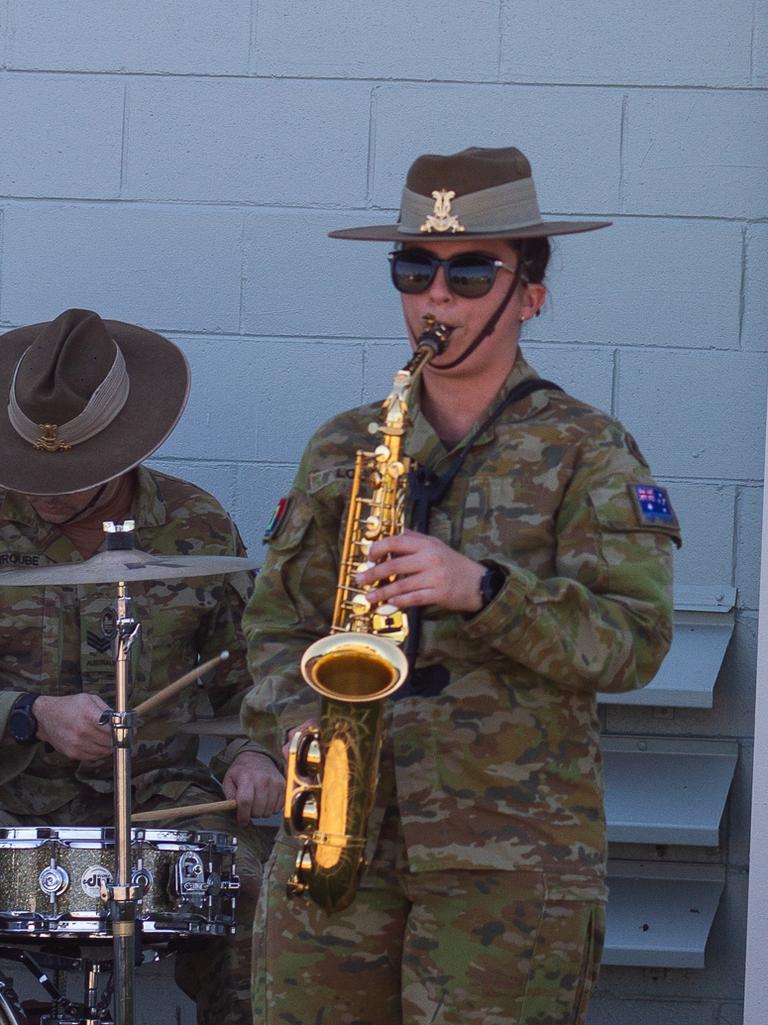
[
  {"x1": 357, "y1": 528, "x2": 485, "y2": 613},
  {"x1": 33, "y1": 693, "x2": 113, "y2": 762},
  {"x1": 223, "y1": 752, "x2": 285, "y2": 825}
]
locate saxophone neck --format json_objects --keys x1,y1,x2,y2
[{"x1": 403, "y1": 315, "x2": 454, "y2": 380}]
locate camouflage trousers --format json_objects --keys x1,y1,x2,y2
[
  {"x1": 0, "y1": 787, "x2": 276, "y2": 1025},
  {"x1": 252, "y1": 820, "x2": 605, "y2": 1025}
]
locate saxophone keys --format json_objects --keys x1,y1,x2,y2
[
  {"x1": 287, "y1": 848, "x2": 314, "y2": 897},
  {"x1": 372, "y1": 606, "x2": 408, "y2": 641},
  {"x1": 387, "y1": 461, "x2": 405, "y2": 479},
  {"x1": 364, "y1": 514, "x2": 382, "y2": 538},
  {"x1": 295, "y1": 793, "x2": 319, "y2": 830},
  {"x1": 351, "y1": 593, "x2": 372, "y2": 616},
  {"x1": 374, "y1": 444, "x2": 391, "y2": 462}
]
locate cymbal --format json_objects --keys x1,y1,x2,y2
[{"x1": 0, "y1": 549, "x2": 259, "y2": 586}]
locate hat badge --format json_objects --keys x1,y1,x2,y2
[
  {"x1": 35, "y1": 423, "x2": 71, "y2": 452},
  {"x1": 420, "y1": 190, "x2": 465, "y2": 234}
]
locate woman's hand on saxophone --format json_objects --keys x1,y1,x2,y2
[{"x1": 358, "y1": 528, "x2": 486, "y2": 613}]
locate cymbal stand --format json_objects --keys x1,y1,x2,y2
[{"x1": 100, "y1": 520, "x2": 140, "y2": 1025}]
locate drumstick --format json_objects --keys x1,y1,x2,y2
[
  {"x1": 133, "y1": 650, "x2": 230, "y2": 717},
  {"x1": 132, "y1": 799, "x2": 237, "y2": 823}
]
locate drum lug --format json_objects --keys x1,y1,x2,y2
[
  {"x1": 220, "y1": 873, "x2": 241, "y2": 895},
  {"x1": 130, "y1": 866, "x2": 153, "y2": 900},
  {"x1": 38, "y1": 860, "x2": 70, "y2": 901},
  {"x1": 174, "y1": 850, "x2": 206, "y2": 906}
]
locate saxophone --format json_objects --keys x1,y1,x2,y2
[{"x1": 283, "y1": 314, "x2": 453, "y2": 914}]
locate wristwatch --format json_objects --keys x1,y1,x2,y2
[
  {"x1": 8, "y1": 692, "x2": 40, "y2": 745},
  {"x1": 478, "y1": 561, "x2": 506, "y2": 610}
]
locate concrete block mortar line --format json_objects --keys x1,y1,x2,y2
[
  {"x1": 237, "y1": 209, "x2": 248, "y2": 334},
  {"x1": 733, "y1": 486, "x2": 744, "y2": 597},
  {"x1": 496, "y1": 0, "x2": 505, "y2": 81},
  {"x1": 610, "y1": 347, "x2": 620, "y2": 418},
  {"x1": 248, "y1": 0, "x2": 259, "y2": 76},
  {"x1": 119, "y1": 78, "x2": 129, "y2": 195},
  {"x1": 366, "y1": 85, "x2": 379, "y2": 205},
  {"x1": 0, "y1": 195, "x2": 758, "y2": 225},
  {"x1": 750, "y1": 0, "x2": 759, "y2": 84},
  {"x1": 618, "y1": 92, "x2": 629, "y2": 212},
  {"x1": 1, "y1": 0, "x2": 8, "y2": 69},
  {"x1": 0, "y1": 65, "x2": 764, "y2": 89},
  {"x1": 738, "y1": 224, "x2": 749, "y2": 348},
  {"x1": 361, "y1": 341, "x2": 370, "y2": 406}
]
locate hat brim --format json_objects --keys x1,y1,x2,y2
[
  {"x1": 329, "y1": 219, "x2": 611, "y2": 242},
  {"x1": 0, "y1": 320, "x2": 189, "y2": 495}
]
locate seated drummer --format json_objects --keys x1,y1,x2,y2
[{"x1": 0, "y1": 309, "x2": 284, "y2": 1025}]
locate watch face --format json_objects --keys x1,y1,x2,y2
[{"x1": 9, "y1": 701, "x2": 37, "y2": 743}]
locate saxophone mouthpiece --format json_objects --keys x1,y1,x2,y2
[{"x1": 419, "y1": 314, "x2": 454, "y2": 356}]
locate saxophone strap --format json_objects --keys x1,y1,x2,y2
[{"x1": 399, "y1": 375, "x2": 563, "y2": 697}]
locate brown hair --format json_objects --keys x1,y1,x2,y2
[{"x1": 510, "y1": 238, "x2": 551, "y2": 284}]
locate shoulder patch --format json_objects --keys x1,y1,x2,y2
[
  {"x1": 308, "y1": 465, "x2": 356, "y2": 494},
  {"x1": 262, "y1": 496, "x2": 291, "y2": 544},
  {"x1": 628, "y1": 484, "x2": 679, "y2": 529}
]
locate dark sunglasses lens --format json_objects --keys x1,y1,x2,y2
[
  {"x1": 446, "y1": 256, "x2": 496, "y2": 298},
  {"x1": 391, "y1": 253, "x2": 435, "y2": 294}
]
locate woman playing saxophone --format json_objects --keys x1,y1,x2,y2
[{"x1": 242, "y1": 144, "x2": 678, "y2": 1025}]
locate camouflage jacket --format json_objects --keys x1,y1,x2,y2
[
  {"x1": 242, "y1": 353, "x2": 680, "y2": 887},
  {"x1": 0, "y1": 466, "x2": 260, "y2": 816}
]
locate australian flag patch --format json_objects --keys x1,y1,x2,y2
[{"x1": 629, "y1": 484, "x2": 678, "y2": 528}]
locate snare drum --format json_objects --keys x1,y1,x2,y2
[{"x1": 0, "y1": 826, "x2": 239, "y2": 939}]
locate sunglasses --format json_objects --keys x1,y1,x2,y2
[{"x1": 388, "y1": 249, "x2": 520, "y2": 299}]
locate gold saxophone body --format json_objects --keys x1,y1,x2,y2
[{"x1": 283, "y1": 314, "x2": 453, "y2": 914}]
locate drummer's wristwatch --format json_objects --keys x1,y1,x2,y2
[
  {"x1": 8, "y1": 692, "x2": 40, "y2": 745},
  {"x1": 478, "y1": 561, "x2": 506, "y2": 610}
]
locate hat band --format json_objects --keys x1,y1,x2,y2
[
  {"x1": 8, "y1": 345, "x2": 130, "y2": 452},
  {"x1": 398, "y1": 177, "x2": 543, "y2": 235}
]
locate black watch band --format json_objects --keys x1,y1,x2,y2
[
  {"x1": 478, "y1": 562, "x2": 506, "y2": 610},
  {"x1": 8, "y1": 692, "x2": 40, "y2": 745}
]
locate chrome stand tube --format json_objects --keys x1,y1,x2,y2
[
  {"x1": 108, "y1": 580, "x2": 139, "y2": 1025},
  {"x1": 101, "y1": 521, "x2": 141, "y2": 1025}
]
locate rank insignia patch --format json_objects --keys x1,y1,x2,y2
[
  {"x1": 629, "y1": 484, "x2": 678, "y2": 527},
  {"x1": 263, "y1": 496, "x2": 291, "y2": 544}
]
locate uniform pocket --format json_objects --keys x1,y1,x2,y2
[
  {"x1": 519, "y1": 899, "x2": 605, "y2": 1025},
  {"x1": 461, "y1": 476, "x2": 557, "y2": 573}
]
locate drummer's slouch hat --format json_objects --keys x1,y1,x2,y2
[{"x1": 0, "y1": 308, "x2": 189, "y2": 495}]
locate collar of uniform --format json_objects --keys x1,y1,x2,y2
[
  {"x1": 404, "y1": 387, "x2": 446, "y2": 467},
  {"x1": 476, "y1": 351, "x2": 550, "y2": 435},
  {"x1": 131, "y1": 465, "x2": 170, "y2": 528},
  {"x1": 405, "y1": 350, "x2": 549, "y2": 465},
  {"x1": 0, "y1": 489, "x2": 38, "y2": 526},
  {"x1": 0, "y1": 490, "x2": 87, "y2": 561}
]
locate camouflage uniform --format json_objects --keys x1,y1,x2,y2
[
  {"x1": 0, "y1": 466, "x2": 276, "y2": 1025},
  {"x1": 243, "y1": 353, "x2": 680, "y2": 1024}
]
